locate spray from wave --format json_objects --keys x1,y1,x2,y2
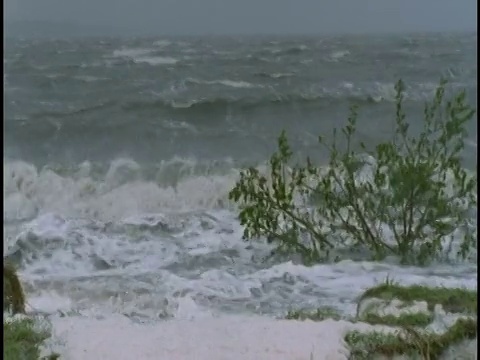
[{"x1": 4, "y1": 158, "x2": 241, "y2": 226}]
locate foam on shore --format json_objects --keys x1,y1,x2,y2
[{"x1": 46, "y1": 315, "x2": 393, "y2": 360}]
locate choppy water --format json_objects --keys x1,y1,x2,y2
[{"x1": 4, "y1": 33, "x2": 477, "y2": 322}]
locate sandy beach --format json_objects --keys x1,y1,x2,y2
[{"x1": 47, "y1": 315, "x2": 390, "y2": 360}]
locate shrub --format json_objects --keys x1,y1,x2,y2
[{"x1": 229, "y1": 80, "x2": 476, "y2": 265}]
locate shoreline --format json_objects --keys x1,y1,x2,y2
[
  {"x1": 5, "y1": 264, "x2": 477, "y2": 359},
  {"x1": 46, "y1": 315, "x2": 394, "y2": 360}
]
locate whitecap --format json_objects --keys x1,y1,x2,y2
[
  {"x1": 111, "y1": 48, "x2": 153, "y2": 59},
  {"x1": 187, "y1": 77, "x2": 258, "y2": 89},
  {"x1": 327, "y1": 50, "x2": 350, "y2": 62},
  {"x1": 152, "y1": 39, "x2": 171, "y2": 47},
  {"x1": 134, "y1": 56, "x2": 178, "y2": 65},
  {"x1": 74, "y1": 75, "x2": 107, "y2": 82}
]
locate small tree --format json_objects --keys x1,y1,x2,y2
[{"x1": 229, "y1": 80, "x2": 477, "y2": 265}]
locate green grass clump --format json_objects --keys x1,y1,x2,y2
[
  {"x1": 361, "y1": 312, "x2": 434, "y2": 328},
  {"x1": 284, "y1": 282, "x2": 478, "y2": 359},
  {"x1": 3, "y1": 261, "x2": 59, "y2": 360},
  {"x1": 346, "y1": 330, "x2": 420, "y2": 360},
  {"x1": 345, "y1": 318, "x2": 477, "y2": 360},
  {"x1": 357, "y1": 283, "x2": 477, "y2": 315},
  {"x1": 285, "y1": 308, "x2": 434, "y2": 328},
  {"x1": 285, "y1": 306, "x2": 342, "y2": 321},
  {"x1": 347, "y1": 282, "x2": 478, "y2": 359},
  {"x1": 4, "y1": 319, "x2": 49, "y2": 360}
]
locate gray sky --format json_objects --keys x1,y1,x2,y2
[{"x1": 4, "y1": 0, "x2": 477, "y2": 35}]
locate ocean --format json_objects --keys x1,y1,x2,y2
[{"x1": 4, "y1": 33, "x2": 477, "y2": 325}]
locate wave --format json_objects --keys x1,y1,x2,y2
[
  {"x1": 111, "y1": 48, "x2": 153, "y2": 59},
  {"x1": 8, "y1": 80, "x2": 466, "y2": 124},
  {"x1": 5, "y1": 156, "x2": 476, "y2": 280},
  {"x1": 285, "y1": 44, "x2": 308, "y2": 53},
  {"x1": 256, "y1": 44, "x2": 309, "y2": 56},
  {"x1": 109, "y1": 47, "x2": 178, "y2": 66},
  {"x1": 152, "y1": 39, "x2": 172, "y2": 48},
  {"x1": 134, "y1": 56, "x2": 178, "y2": 66},
  {"x1": 326, "y1": 50, "x2": 350, "y2": 62},
  {"x1": 27, "y1": 101, "x2": 117, "y2": 120},
  {"x1": 185, "y1": 78, "x2": 258, "y2": 89},
  {"x1": 5, "y1": 154, "x2": 476, "y2": 283},
  {"x1": 73, "y1": 75, "x2": 109, "y2": 83},
  {"x1": 121, "y1": 87, "x2": 402, "y2": 113},
  {"x1": 7, "y1": 153, "x2": 475, "y2": 225},
  {"x1": 253, "y1": 72, "x2": 295, "y2": 79},
  {"x1": 4, "y1": 158, "x2": 240, "y2": 223}
]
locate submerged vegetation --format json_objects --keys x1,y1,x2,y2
[
  {"x1": 229, "y1": 79, "x2": 477, "y2": 265},
  {"x1": 230, "y1": 78, "x2": 477, "y2": 357}
]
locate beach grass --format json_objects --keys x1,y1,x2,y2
[
  {"x1": 3, "y1": 261, "x2": 59, "y2": 360},
  {"x1": 349, "y1": 283, "x2": 477, "y2": 359},
  {"x1": 345, "y1": 317, "x2": 477, "y2": 360},
  {"x1": 284, "y1": 281, "x2": 477, "y2": 359},
  {"x1": 357, "y1": 282, "x2": 477, "y2": 315},
  {"x1": 285, "y1": 306, "x2": 342, "y2": 321},
  {"x1": 4, "y1": 319, "x2": 51, "y2": 360}
]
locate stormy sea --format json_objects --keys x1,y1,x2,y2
[{"x1": 4, "y1": 33, "x2": 477, "y2": 328}]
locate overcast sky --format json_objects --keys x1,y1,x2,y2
[{"x1": 4, "y1": 0, "x2": 477, "y2": 35}]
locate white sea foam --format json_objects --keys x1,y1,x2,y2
[
  {"x1": 4, "y1": 159, "x2": 239, "y2": 225},
  {"x1": 46, "y1": 315, "x2": 400, "y2": 360},
  {"x1": 109, "y1": 47, "x2": 179, "y2": 65},
  {"x1": 134, "y1": 56, "x2": 178, "y2": 65},
  {"x1": 152, "y1": 39, "x2": 171, "y2": 48},
  {"x1": 4, "y1": 158, "x2": 476, "y2": 359},
  {"x1": 111, "y1": 48, "x2": 153, "y2": 59},
  {"x1": 11, "y1": 205, "x2": 477, "y2": 320},
  {"x1": 187, "y1": 77, "x2": 258, "y2": 88},
  {"x1": 327, "y1": 50, "x2": 350, "y2": 62},
  {"x1": 73, "y1": 75, "x2": 107, "y2": 82},
  {"x1": 160, "y1": 119, "x2": 198, "y2": 132},
  {"x1": 271, "y1": 72, "x2": 294, "y2": 79},
  {"x1": 181, "y1": 48, "x2": 197, "y2": 54},
  {"x1": 216, "y1": 79, "x2": 256, "y2": 88}
]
